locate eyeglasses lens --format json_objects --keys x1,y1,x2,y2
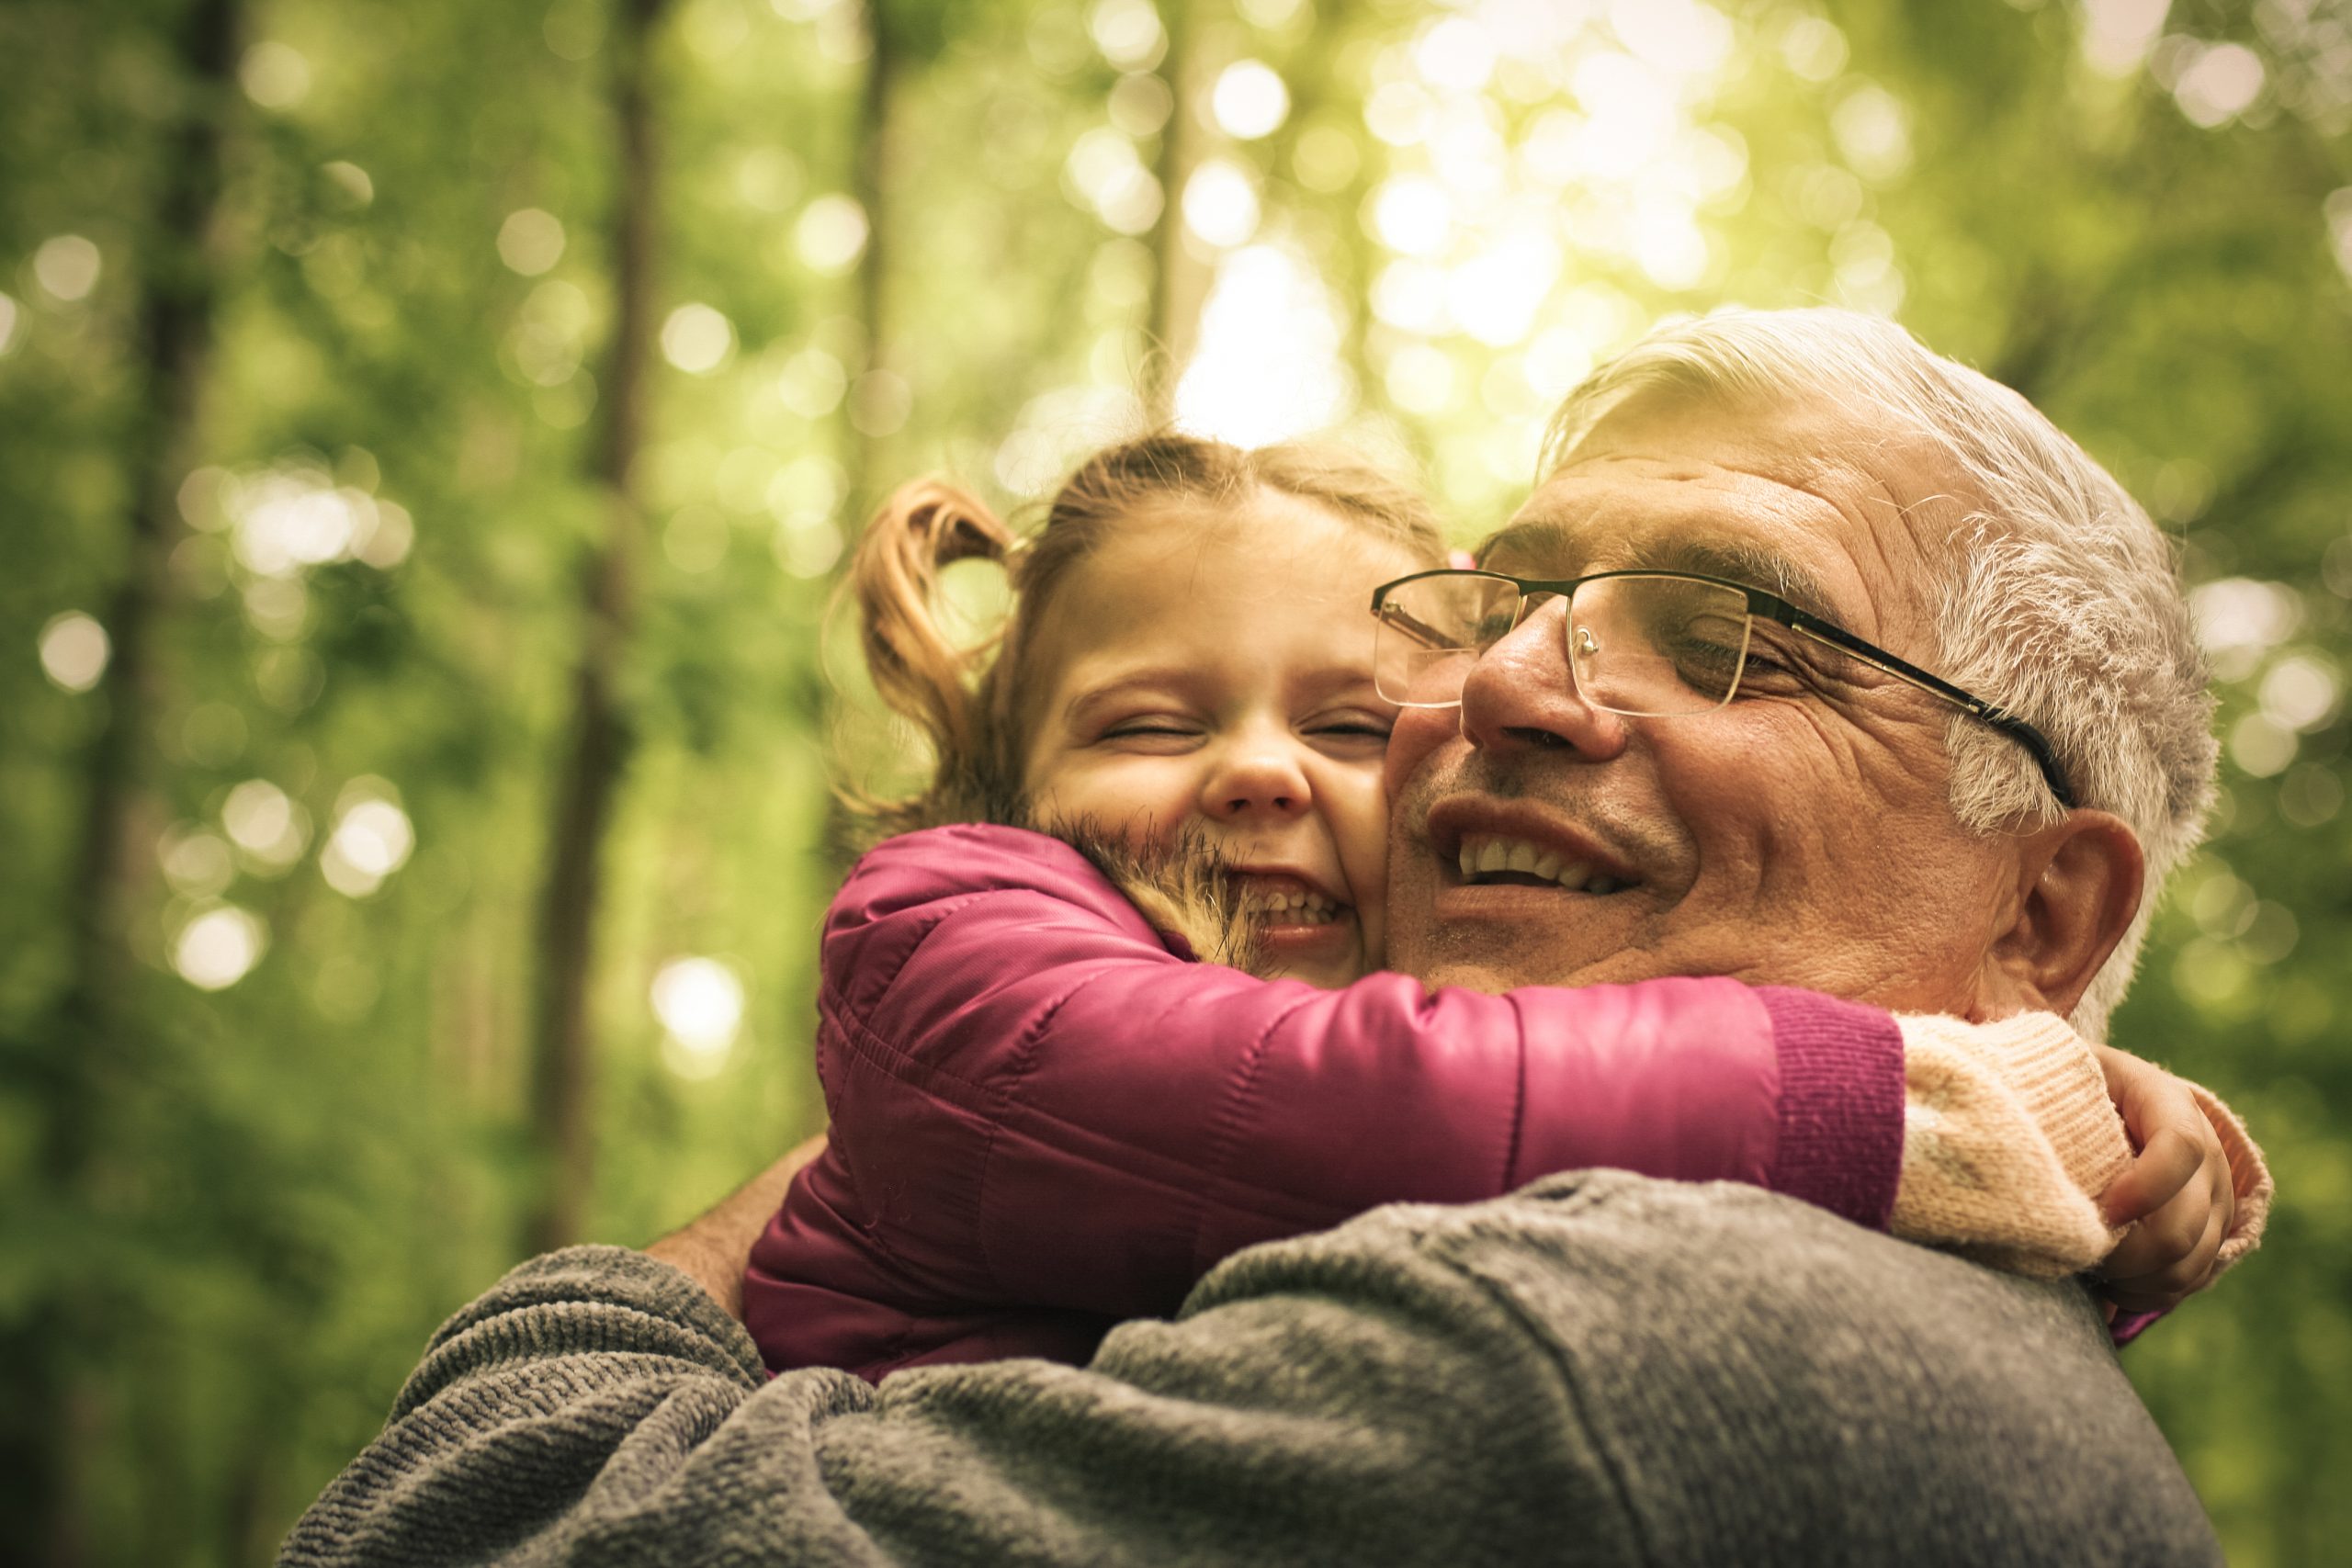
[{"x1": 1374, "y1": 573, "x2": 1753, "y2": 716}]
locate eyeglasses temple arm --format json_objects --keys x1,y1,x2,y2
[{"x1": 1771, "y1": 599, "x2": 2079, "y2": 810}]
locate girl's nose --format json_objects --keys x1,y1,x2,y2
[{"x1": 1200, "y1": 737, "x2": 1314, "y2": 822}]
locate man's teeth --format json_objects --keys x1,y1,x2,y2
[
  {"x1": 1238, "y1": 888, "x2": 1342, "y2": 925},
  {"x1": 1455, "y1": 836, "x2": 1626, "y2": 894}
]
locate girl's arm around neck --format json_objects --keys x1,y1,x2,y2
[{"x1": 797, "y1": 824, "x2": 1903, "y2": 1322}]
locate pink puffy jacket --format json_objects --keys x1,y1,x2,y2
[{"x1": 744, "y1": 825, "x2": 1907, "y2": 1382}]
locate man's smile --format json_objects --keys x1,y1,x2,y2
[{"x1": 1424, "y1": 796, "x2": 1646, "y2": 888}]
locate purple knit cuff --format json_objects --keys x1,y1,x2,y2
[
  {"x1": 2109, "y1": 1307, "x2": 2165, "y2": 1348},
  {"x1": 1756, "y1": 987, "x2": 1905, "y2": 1231}
]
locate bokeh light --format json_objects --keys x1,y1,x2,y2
[
  {"x1": 2081, "y1": 0, "x2": 2172, "y2": 77},
  {"x1": 795, "y1": 194, "x2": 869, "y2": 273},
  {"x1": 158, "y1": 825, "x2": 236, "y2": 900},
  {"x1": 1067, "y1": 129, "x2": 1163, "y2": 235},
  {"x1": 775, "y1": 344, "x2": 848, "y2": 419},
  {"x1": 33, "y1": 235, "x2": 101, "y2": 302},
  {"x1": 2230, "y1": 712, "x2": 2299, "y2": 778},
  {"x1": 651, "y1": 955, "x2": 745, "y2": 1078},
  {"x1": 544, "y1": 0, "x2": 605, "y2": 62},
  {"x1": 2261, "y1": 654, "x2": 2342, "y2": 733},
  {"x1": 2327, "y1": 187, "x2": 2352, "y2": 283},
  {"x1": 240, "y1": 40, "x2": 312, "y2": 108},
  {"x1": 1176, "y1": 244, "x2": 1351, "y2": 447},
  {"x1": 992, "y1": 383, "x2": 1145, "y2": 495},
  {"x1": 497, "y1": 209, "x2": 567, "y2": 276},
  {"x1": 774, "y1": 515, "x2": 844, "y2": 578},
  {"x1": 1212, "y1": 60, "x2": 1290, "y2": 140},
  {"x1": 322, "y1": 160, "x2": 374, "y2": 207},
  {"x1": 222, "y1": 779, "x2": 311, "y2": 872},
  {"x1": 661, "y1": 303, "x2": 736, "y2": 374},
  {"x1": 1372, "y1": 175, "x2": 1453, "y2": 255},
  {"x1": 1109, "y1": 72, "x2": 1174, "y2": 137},
  {"x1": 322, "y1": 785, "x2": 415, "y2": 898},
  {"x1": 1182, "y1": 159, "x2": 1261, "y2": 249},
  {"x1": 38, "y1": 611, "x2": 109, "y2": 693},
  {"x1": 2190, "y1": 576, "x2": 2302, "y2": 681},
  {"x1": 172, "y1": 904, "x2": 267, "y2": 990},
  {"x1": 2173, "y1": 40, "x2": 2267, "y2": 127},
  {"x1": 1088, "y1": 0, "x2": 1165, "y2": 72}
]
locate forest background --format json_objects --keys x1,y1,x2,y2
[{"x1": 3, "y1": 0, "x2": 2347, "y2": 1562}]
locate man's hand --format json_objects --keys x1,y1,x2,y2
[
  {"x1": 2090, "y1": 1046, "x2": 2233, "y2": 1314},
  {"x1": 643, "y1": 1134, "x2": 827, "y2": 1320}
]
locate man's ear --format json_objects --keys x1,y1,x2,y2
[{"x1": 1990, "y1": 810, "x2": 2145, "y2": 1018}]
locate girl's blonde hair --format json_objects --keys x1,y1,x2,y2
[{"x1": 843, "y1": 431, "x2": 1446, "y2": 843}]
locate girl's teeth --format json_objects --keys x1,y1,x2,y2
[{"x1": 1240, "y1": 886, "x2": 1340, "y2": 923}]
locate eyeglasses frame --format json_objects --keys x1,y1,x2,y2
[{"x1": 1369, "y1": 566, "x2": 2078, "y2": 810}]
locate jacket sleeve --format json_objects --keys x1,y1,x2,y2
[{"x1": 805, "y1": 826, "x2": 1903, "y2": 1323}]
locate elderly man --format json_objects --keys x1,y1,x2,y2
[{"x1": 279, "y1": 311, "x2": 2231, "y2": 1566}]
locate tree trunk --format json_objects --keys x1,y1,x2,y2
[
  {"x1": 7, "y1": 3, "x2": 243, "y2": 1561},
  {"x1": 843, "y1": 0, "x2": 898, "y2": 524},
  {"x1": 820, "y1": 0, "x2": 905, "y2": 875},
  {"x1": 522, "y1": 0, "x2": 670, "y2": 1256},
  {"x1": 1145, "y1": 0, "x2": 1204, "y2": 423}
]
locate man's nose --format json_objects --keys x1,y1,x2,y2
[
  {"x1": 1456, "y1": 598, "x2": 1633, "y2": 761},
  {"x1": 1200, "y1": 735, "x2": 1315, "y2": 821}
]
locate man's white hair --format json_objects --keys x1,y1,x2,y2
[{"x1": 1542, "y1": 307, "x2": 2217, "y2": 1038}]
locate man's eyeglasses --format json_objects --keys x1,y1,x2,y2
[{"x1": 1369, "y1": 568, "x2": 2077, "y2": 809}]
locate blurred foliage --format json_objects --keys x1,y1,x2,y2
[{"x1": 1, "y1": 0, "x2": 2346, "y2": 1562}]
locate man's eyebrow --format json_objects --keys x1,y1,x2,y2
[
  {"x1": 1647, "y1": 538, "x2": 1842, "y2": 624},
  {"x1": 1474, "y1": 517, "x2": 1569, "y2": 568},
  {"x1": 1476, "y1": 521, "x2": 1843, "y2": 625}
]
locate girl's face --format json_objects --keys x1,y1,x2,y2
[{"x1": 1020, "y1": 490, "x2": 1427, "y2": 987}]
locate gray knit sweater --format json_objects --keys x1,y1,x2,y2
[{"x1": 279, "y1": 1170, "x2": 2221, "y2": 1566}]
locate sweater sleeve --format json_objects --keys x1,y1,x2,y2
[
  {"x1": 283, "y1": 1185, "x2": 2227, "y2": 1567},
  {"x1": 278, "y1": 1241, "x2": 1611, "y2": 1568},
  {"x1": 775, "y1": 826, "x2": 1902, "y2": 1338}
]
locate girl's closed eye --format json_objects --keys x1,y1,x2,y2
[
  {"x1": 1305, "y1": 710, "x2": 1396, "y2": 750},
  {"x1": 1097, "y1": 715, "x2": 1203, "y2": 746}
]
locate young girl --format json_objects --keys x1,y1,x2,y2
[{"x1": 743, "y1": 433, "x2": 2267, "y2": 1382}]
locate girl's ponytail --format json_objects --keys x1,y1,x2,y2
[{"x1": 842, "y1": 479, "x2": 1018, "y2": 837}]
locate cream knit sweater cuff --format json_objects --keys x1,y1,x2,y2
[
  {"x1": 1891, "y1": 1013, "x2": 2132, "y2": 1280},
  {"x1": 1891, "y1": 1014, "x2": 2277, "y2": 1286}
]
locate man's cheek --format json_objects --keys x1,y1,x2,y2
[{"x1": 1384, "y1": 706, "x2": 1454, "y2": 799}]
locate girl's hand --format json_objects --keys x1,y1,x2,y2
[{"x1": 2088, "y1": 1044, "x2": 2235, "y2": 1314}]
